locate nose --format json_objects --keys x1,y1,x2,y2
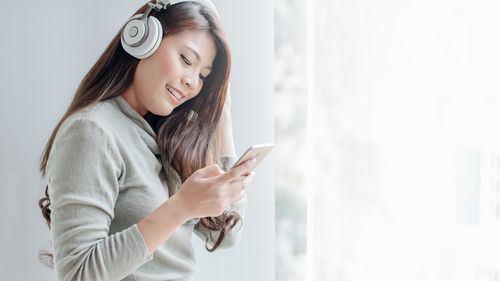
[{"x1": 181, "y1": 71, "x2": 199, "y2": 92}]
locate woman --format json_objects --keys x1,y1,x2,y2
[{"x1": 38, "y1": 1, "x2": 256, "y2": 280}]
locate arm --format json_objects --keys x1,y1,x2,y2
[
  {"x1": 217, "y1": 84, "x2": 237, "y2": 158},
  {"x1": 48, "y1": 119, "x2": 152, "y2": 281},
  {"x1": 136, "y1": 87, "x2": 257, "y2": 252},
  {"x1": 49, "y1": 114, "x2": 253, "y2": 281},
  {"x1": 193, "y1": 86, "x2": 249, "y2": 249},
  {"x1": 193, "y1": 186, "x2": 248, "y2": 249},
  {"x1": 140, "y1": 86, "x2": 252, "y2": 252}
]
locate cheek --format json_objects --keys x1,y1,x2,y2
[
  {"x1": 160, "y1": 52, "x2": 182, "y2": 77},
  {"x1": 143, "y1": 53, "x2": 175, "y2": 85},
  {"x1": 192, "y1": 83, "x2": 204, "y2": 98},
  {"x1": 165, "y1": 61, "x2": 184, "y2": 79}
]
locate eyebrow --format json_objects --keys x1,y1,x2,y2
[{"x1": 185, "y1": 45, "x2": 212, "y2": 70}]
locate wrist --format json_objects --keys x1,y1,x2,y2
[
  {"x1": 220, "y1": 107, "x2": 231, "y2": 123},
  {"x1": 218, "y1": 111, "x2": 236, "y2": 156},
  {"x1": 169, "y1": 191, "x2": 194, "y2": 222},
  {"x1": 137, "y1": 192, "x2": 192, "y2": 253}
]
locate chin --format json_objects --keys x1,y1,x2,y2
[
  {"x1": 151, "y1": 105, "x2": 174, "y2": 117},
  {"x1": 144, "y1": 97, "x2": 172, "y2": 116},
  {"x1": 152, "y1": 109, "x2": 173, "y2": 117}
]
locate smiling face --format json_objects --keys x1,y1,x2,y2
[{"x1": 122, "y1": 29, "x2": 217, "y2": 116}]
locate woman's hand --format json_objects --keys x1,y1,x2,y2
[
  {"x1": 137, "y1": 158, "x2": 255, "y2": 254},
  {"x1": 223, "y1": 83, "x2": 232, "y2": 110},
  {"x1": 217, "y1": 84, "x2": 237, "y2": 157},
  {"x1": 174, "y1": 158, "x2": 256, "y2": 219}
]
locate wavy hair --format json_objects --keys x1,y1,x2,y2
[{"x1": 38, "y1": 2, "x2": 240, "y2": 267}]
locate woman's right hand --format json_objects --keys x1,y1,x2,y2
[{"x1": 174, "y1": 158, "x2": 256, "y2": 219}]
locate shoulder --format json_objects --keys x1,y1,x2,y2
[
  {"x1": 65, "y1": 99, "x2": 123, "y2": 130},
  {"x1": 57, "y1": 98, "x2": 130, "y2": 143},
  {"x1": 49, "y1": 100, "x2": 126, "y2": 170}
]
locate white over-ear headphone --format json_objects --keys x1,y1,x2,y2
[{"x1": 121, "y1": 0, "x2": 219, "y2": 59}]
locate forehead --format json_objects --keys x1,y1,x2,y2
[{"x1": 163, "y1": 30, "x2": 217, "y2": 61}]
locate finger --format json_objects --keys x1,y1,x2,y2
[
  {"x1": 240, "y1": 171, "x2": 255, "y2": 187},
  {"x1": 198, "y1": 163, "x2": 224, "y2": 178},
  {"x1": 227, "y1": 191, "x2": 244, "y2": 205},
  {"x1": 229, "y1": 171, "x2": 255, "y2": 185},
  {"x1": 215, "y1": 158, "x2": 256, "y2": 184},
  {"x1": 227, "y1": 171, "x2": 255, "y2": 196}
]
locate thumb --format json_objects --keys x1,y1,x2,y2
[{"x1": 214, "y1": 157, "x2": 256, "y2": 184}]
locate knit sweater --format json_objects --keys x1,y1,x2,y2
[{"x1": 46, "y1": 95, "x2": 246, "y2": 281}]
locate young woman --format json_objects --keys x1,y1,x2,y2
[{"x1": 38, "y1": 1, "x2": 256, "y2": 280}]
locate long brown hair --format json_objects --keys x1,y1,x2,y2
[{"x1": 38, "y1": 2, "x2": 241, "y2": 266}]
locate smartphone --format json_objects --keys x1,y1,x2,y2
[{"x1": 230, "y1": 143, "x2": 274, "y2": 170}]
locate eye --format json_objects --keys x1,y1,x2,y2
[
  {"x1": 199, "y1": 74, "x2": 207, "y2": 81},
  {"x1": 181, "y1": 54, "x2": 191, "y2": 65}
]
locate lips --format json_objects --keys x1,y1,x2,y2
[{"x1": 166, "y1": 85, "x2": 185, "y2": 101}]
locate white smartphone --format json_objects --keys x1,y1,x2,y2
[{"x1": 230, "y1": 143, "x2": 274, "y2": 170}]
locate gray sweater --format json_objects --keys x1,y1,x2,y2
[{"x1": 46, "y1": 95, "x2": 246, "y2": 281}]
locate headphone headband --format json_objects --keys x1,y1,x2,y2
[
  {"x1": 121, "y1": 0, "x2": 219, "y2": 59},
  {"x1": 163, "y1": 0, "x2": 219, "y2": 16}
]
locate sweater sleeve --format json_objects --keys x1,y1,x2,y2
[
  {"x1": 193, "y1": 156, "x2": 248, "y2": 249},
  {"x1": 47, "y1": 118, "x2": 153, "y2": 281}
]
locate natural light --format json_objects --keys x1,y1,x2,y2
[{"x1": 276, "y1": 0, "x2": 500, "y2": 280}]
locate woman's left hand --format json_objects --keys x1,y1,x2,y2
[
  {"x1": 223, "y1": 83, "x2": 231, "y2": 112},
  {"x1": 218, "y1": 84, "x2": 236, "y2": 157}
]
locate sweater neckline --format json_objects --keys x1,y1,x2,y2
[
  {"x1": 110, "y1": 95, "x2": 157, "y2": 139},
  {"x1": 105, "y1": 95, "x2": 162, "y2": 156}
]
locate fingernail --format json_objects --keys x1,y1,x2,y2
[{"x1": 250, "y1": 158, "x2": 257, "y2": 164}]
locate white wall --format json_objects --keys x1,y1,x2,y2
[{"x1": 0, "y1": 1, "x2": 274, "y2": 280}]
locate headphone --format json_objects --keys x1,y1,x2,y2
[{"x1": 121, "y1": 0, "x2": 219, "y2": 59}]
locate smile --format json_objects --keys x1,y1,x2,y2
[{"x1": 166, "y1": 85, "x2": 184, "y2": 101}]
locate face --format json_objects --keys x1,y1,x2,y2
[{"x1": 122, "y1": 29, "x2": 217, "y2": 116}]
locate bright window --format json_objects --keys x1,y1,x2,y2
[{"x1": 275, "y1": 0, "x2": 500, "y2": 280}]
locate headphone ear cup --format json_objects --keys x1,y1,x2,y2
[{"x1": 121, "y1": 14, "x2": 163, "y2": 59}]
